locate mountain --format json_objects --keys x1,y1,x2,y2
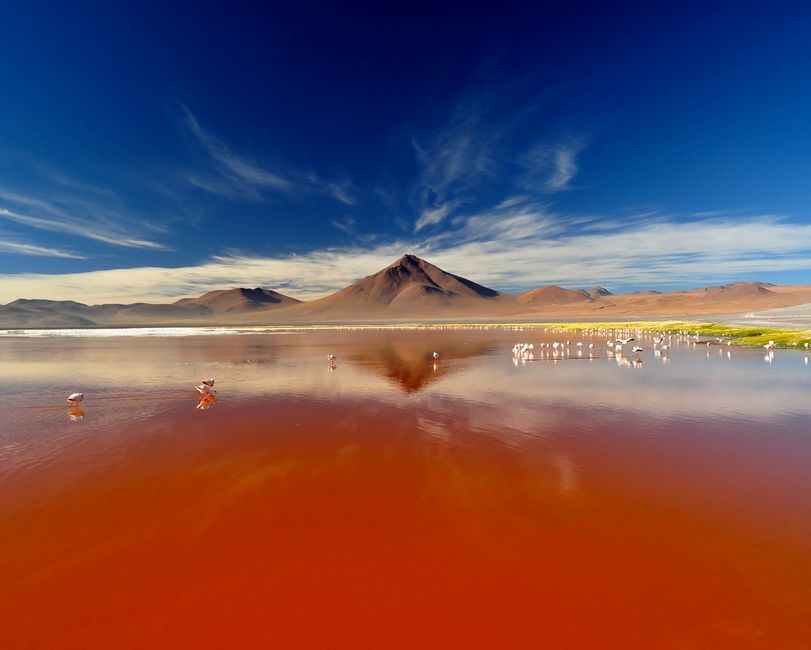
[
  {"x1": 584, "y1": 286, "x2": 613, "y2": 298},
  {"x1": 281, "y1": 254, "x2": 500, "y2": 319},
  {"x1": 3, "y1": 256, "x2": 811, "y2": 327},
  {"x1": 689, "y1": 282, "x2": 776, "y2": 299},
  {"x1": 0, "y1": 287, "x2": 300, "y2": 328},
  {"x1": 517, "y1": 286, "x2": 593, "y2": 305},
  {"x1": 174, "y1": 287, "x2": 301, "y2": 313}
]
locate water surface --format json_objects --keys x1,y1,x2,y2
[{"x1": 1, "y1": 329, "x2": 809, "y2": 648}]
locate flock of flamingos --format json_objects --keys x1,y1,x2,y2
[{"x1": 62, "y1": 327, "x2": 810, "y2": 418}]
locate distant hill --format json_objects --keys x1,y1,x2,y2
[
  {"x1": 0, "y1": 286, "x2": 300, "y2": 328},
  {"x1": 3, "y1": 256, "x2": 811, "y2": 327},
  {"x1": 689, "y1": 282, "x2": 776, "y2": 299},
  {"x1": 584, "y1": 286, "x2": 613, "y2": 298},
  {"x1": 517, "y1": 286, "x2": 593, "y2": 305},
  {"x1": 174, "y1": 287, "x2": 301, "y2": 313}
]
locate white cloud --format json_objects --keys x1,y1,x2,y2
[
  {"x1": 0, "y1": 238, "x2": 84, "y2": 259},
  {"x1": 521, "y1": 138, "x2": 585, "y2": 192},
  {"x1": 0, "y1": 246, "x2": 405, "y2": 304},
  {"x1": 182, "y1": 105, "x2": 356, "y2": 205},
  {"x1": 2, "y1": 200, "x2": 811, "y2": 304},
  {"x1": 414, "y1": 202, "x2": 458, "y2": 232},
  {"x1": 547, "y1": 145, "x2": 579, "y2": 190},
  {"x1": 409, "y1": 98, "x2": 588, "y2": 230},
  {"x1": 0, "y1": 189, "x2": 169, "y2": 251},
  {"x1": 331, "y1": 216, "x2": 356, "y2": 235},
  {"x1": 411, "y1": 105, "x2": 498, "y2": 230},
  {"x1": 182, "y1": 106, "x2": 294, "y2": 193}
]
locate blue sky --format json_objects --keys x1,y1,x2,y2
[{"x1": 2, "y1": 1, "x2": 811, "y2": 303}]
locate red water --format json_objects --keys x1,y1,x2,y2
[{"x1": 1, "y1": 330, "x2": 810, "y2": 648}]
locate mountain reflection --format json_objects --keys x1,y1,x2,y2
[{"x1": 345, "y1": 336, "x2": 495, "y2": 393}]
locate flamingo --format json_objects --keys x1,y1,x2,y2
[
  {"x1": 616, "y1": 337, "x2": 634, "y2": 345},
  {"x1": 67, "y1": 392, "x2": 84, "y2": 404},
  {"x1": 201, "y1": 378, "x2": 215, "y2": 387},
  {"x1": 632, "y1": 346, "x2": 643, "y2": 353},
  {"x1": 327, "y1": 354, "x2": 337, "y2": 361},
  {"x1": 432, "y1": 351, "x2": 440, "y2": 360}
]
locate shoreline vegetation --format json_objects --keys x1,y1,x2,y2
[
  {"x1": 541, "y1": 321, "x2": 811, "y2": 349},
  {"x1": 2, "y1": 320, "x2": 810, "y2": 348}
]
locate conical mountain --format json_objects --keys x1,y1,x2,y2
[{"x1": 285, "y1": 254, "x2": 500, "y2": 318}]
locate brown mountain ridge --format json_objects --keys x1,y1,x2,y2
[{"x1": 2, "y1": 254, "x2": 811, "y2": 327}]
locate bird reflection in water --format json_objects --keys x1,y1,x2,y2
[
  {"x1": 196, "y1": 393, "x2": 217, "y2": 410},
  {"x1": 616, "y1": 356, "x2": 631, "y2": 368},
  {"x1": 67, "y1": 407, "x2": 85, "y2": 422}
]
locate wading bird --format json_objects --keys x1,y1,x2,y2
[
  {"x1": 67, "y1": 392, "x2": 84, "y2": 404},
  {"x1": 327, "y1": 354, "x2": 337, "y2": 361},
  {"x1": 201, "y1": 378, "x2": 215, "y2": 387},
  {"x1": 432, "y1": 351, "x2": 440, "y2": 360}
]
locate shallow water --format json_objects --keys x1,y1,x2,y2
[{"x1": 1, "y1": 328, "x2": 810, "y2": 648}]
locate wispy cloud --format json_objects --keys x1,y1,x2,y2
[
  {"x1": 3, "y1": 200, "x2": 811, "y2": 304},
  {"x1": 331, "y1": 216, "x2": 356, "y2": 235},
  {"x1": 182, "y1": 105, "x2": 356, "y2": 205},
  {"x1": 410, "y1": 96, "x2": 588, "y2": 231},
  {"x1": 182, "y1": 106, "x2": 295, "y2": 194},
  {"x1": 414, "y1": 202, "x2": 460, "y2": 232},
  {"x1": 0, "y1": 189, "x2": 169, "y2": 251},
  {"x1": 412, "y1": 105, "x2": 497, "y2": 231},
  {"x1": 0, "y1": 238, "x2": 84, "y2": 259},
  {"x1": 520, "y1": 138, "x2": 585, "y2": 192}
]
